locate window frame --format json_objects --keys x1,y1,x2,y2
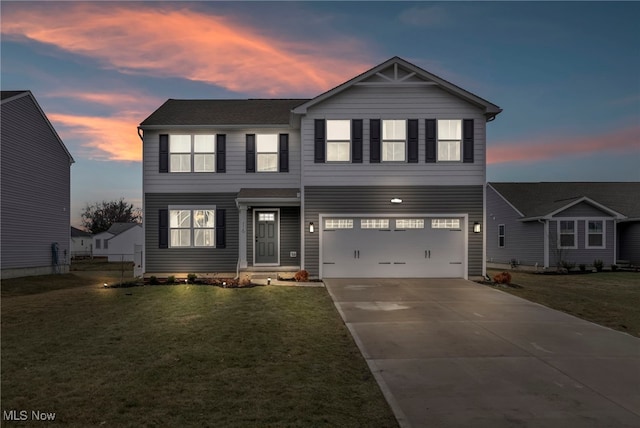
[
  {"x1": 437, "y1": 119, "x2": 462, "y2": 162},
  {"x1": 360, "y1": 218, "x2": 390, "y2": 229},
  {"x1": 168, "y1": 205, "x2": 216, "y2": 248},
  {"x1": 498, "y1": 224, "x2": 505, "y2": 248},
  {"x1": 557, "y1": 220, "x2": 577, "y2": 249},
  {"x1": 585, "y1": 219, "x2": 606, "y2": 249},
  {"x1": 395, "y1": 219, "x2": 425, "y2": 229},
  {"x1": 431, "y1": 218, "x2": 461, "y2": 229},
  {"x1": 382, "y1": 119, "x2": 406, "y2": 162},
  {"x1": 324, "y1": 219, "x2": 354, "y2": 230},
  {"x1": 326, "y1": 119, "x2": 351, "y2": 162},
  {"x1": 169, "y1": 134, "x2": 216, "y2": 173},
  {"x1": 256, "y1": 134, "x2": 279, "y2": 172}
]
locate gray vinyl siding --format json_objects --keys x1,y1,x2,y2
[
  {"x1": 1, "y1": 94, "x2": 72, "y2": 275},
  {"x1": 486, "y1": 186, "x2": 544, "y2": 266},
  {"x1": 618, "y1": 222, "x2": 640, "y2": 265},
  {"x1": 143, "y1": 128, "x2": 300, "y2": 193},
  {"x1": 548, "y1": 219, "x2": 615, "y2": 267},
  {"x1": 304, "y1": 185, "x2": 483, "y2": 277},
  {"x1": 246, "y1": 207, "x2": 300, "y2": 267},
  {"x1": 145, "y1": 193, "x2": 238, "y2": 273},
  {"x1": 554, "y1": 202, "x2": 612, "y2": 217},
  {"x1": 302, "y1": 85, "x2": 487, "y2": 186}
]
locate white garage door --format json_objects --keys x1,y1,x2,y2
[{"x1": 321, "y1": 216, "x2": 465, "y2": 278}]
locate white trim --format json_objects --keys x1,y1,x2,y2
[
  {"x1": 238, "y1": 206, "x2": 248, "y2": 269},
  {"x1": 584, "y1": 219, "x2": 606, "y2": 249},
  {"x1": 543, "y1": 220, "x2": 550, "y2": 268},
  {"x1": 167, "y1": 205, "x2": 217, "y2": 248},
  {"x1": 557, "y1": 219, "x2": 578, "y2": 249},
  {"x1": 253, "y1": 208, "x2": 281, "y2": 267},
  {"x1": 545, "y1": 197, "x2": 625, "y2": 220},
  {"x1": 318, "y1": 213, "x2": 468, "y2": 280}
]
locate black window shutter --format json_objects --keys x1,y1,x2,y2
[
  {"x1": 159, "y1": 134, "x2": 169, "y2": 173},
  {"x1": 425, "y1": 119, "x2": 437, "y2": 163},
  {"x1": 215, "y1": 209, "x2": 226, "y2": 248},
  {"x1": 246, "y1": 134, "x2": 256, "y2": 173},
  {"x1": 407, "y1": 119, "x2": 419, "y2": 163},
  {"x1": 158, "y1": 209, "x2": 168, "y2": 249},
  {"x1": 369, "y1": 119, "x2": 381, "y2": 163},
  {"x1": 314, "y1": 119, "x2": 325, "y2": 163},
  {"x1": 216, "y1": 134, "x2": 226, "y2": 173},
  {"x1": 279, "y1": 134, "x2": 289, "y2": 172},
  {"x1": 463, "y1": 119, "x2": 474, "y2": 163},
  {"x1": 351, "y1": 119, "x2": 363, "y2": 163}
]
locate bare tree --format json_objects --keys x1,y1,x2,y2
[{"x1": 81, "y1": 198, "x2": 142, "y2": 234}]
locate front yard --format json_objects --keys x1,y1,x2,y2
[
  {"x1": 1, "y1": 274, "x2": 398, "y2": 427},
  {"x1": 487, "y1": 269, "x2": 640, "y2": 338}
]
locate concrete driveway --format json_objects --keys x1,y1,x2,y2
[{"x1": 324, "y1": 278, "x2": 640, "y2": 428}]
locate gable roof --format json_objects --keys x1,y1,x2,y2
[
  {"x1": 488, "y1": 182, "x2": 640, "y2": 220},
  {"x1": 71, "y1": 226, "x2": 92, "y2": 237},
  {"x1": 106, "y1": 222, "x2": 141, "y2": 236},
  {"x1": 139, "y1": 99, "x2": 309, "y2": 128},
  {"x1": 1, "y1": 90, "x2": 75, "y2": 163},
  {"x1": 292, "y1": 56, "x2": 502, "y2": 120}
]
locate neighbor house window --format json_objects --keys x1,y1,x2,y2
[
  {"x1": 395, "y1": 219, "x2": 425, "y2": 229},
  {"x1": 256, "y1": 134, "x2": 278, "y2": 172},
  {"x1": 586, "y1": 220, "x2": 605, "y2": 248},
  {"x1": 498, "y1": 224, "x2": 505, "y2": 247},
  {"x1": 324, "y1": 219, "x2": 354, "y2": 229},
  {"x1": 361, "y1": 219, "x2": 390, "y2": 229},
  {"x1": 104, "y1": 239, "x2": 109, "y2": 250},
  {"x1": 431, "y1": 219, "x2": 461, "y2": 229},
  {"x1": 558, "y1": 220, "x2": 577, "y2": 248},
  {"x1": 382, "y1": 120, "x2": 406, "y2": 161},
  {"x1": 170, "y1": 134, "x2": 215, "y2": 172},
  {"x1": 326, "y1": 120, "x2": 351, "y2": 162},
  {"x1": 95, "y1": 239, "x2": 101, "y2": 249},
  {"x1": 169, "y1": 207, "x2": 215, "y2": 248},
  {"x1": 437, "y1": 120, "x2": 461, "y2": 161}
]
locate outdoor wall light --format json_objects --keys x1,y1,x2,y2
[
  {"x1": 390, "y1": 198, "x2": 403, "y2": 204},
  {"x1": 309, "y1": 222, "x2": 315, "y2": 233},
  {"x1": 473, "y1": 222, "x2": 482, "y2": 233}
]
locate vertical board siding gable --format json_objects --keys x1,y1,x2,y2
[
  {"x1": 246, "y1": 134, "x2": 256, "y2": 173},
  {"x1": 369, "y1": 119, "x2": 381, "y2": 163},
  {"x1": 159, "y1": 134, "x2": 169, "y2": 173},
  {"x1": 314, "y1": 119, "x2": 325, "y2": 163}
]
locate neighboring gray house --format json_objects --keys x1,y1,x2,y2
[
  {"x1": 487, "y1": 182, "x2": 640, "y2": 270},
  {"x1": 71, "y1": 226, "x2": 92, "y2": 258},
  {"x1": 139, "y1": 57, "x2": 501, "y2": 279},
  {"x1": 93, "y1": 223, "x2": 143, "y2": 262},
  {"x1": 1, "y1": 90, "x2": 74, "y2": 279}
]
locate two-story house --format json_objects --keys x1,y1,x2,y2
[{"x1": 139, "y1": 57, "x2": 501, "y2": 279}]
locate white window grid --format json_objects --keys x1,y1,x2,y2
[
  {"x1": 256, "y1": 134, "x2": 278, "y2": 172},
  {"x1": 437, "y1": 120, "x2": 462, "y2": 162},
  {"x1": 558, "y1": 220, "x2": 577, "y2": 249},
  {"x1": 326, "y1": 120, "x2": 351, "y2": 162},
  {"x1": 361, "y1": 219, "x2": 390, "y2": 229},
  {"x1": 395, "y1": 219, "x2": 425, "y2": 229},
  {"x1": 169, "y1": 207, "x2": 216, "y2": 248},
  {"x1": 324, "y1": 219, "x2": 353, "y2": 229},
  {"x1": 170, "y1": 134, "x2": 215, "y2": 173},
  {"x1": 586, "y1": 220, "x2": 605, "y2": 248},
  {"x1": 431, "y1": 219, "x2": 461, "y2": 229},
  {"x1": 382, "y1": 119, "x2": 406, "y2": 162}
]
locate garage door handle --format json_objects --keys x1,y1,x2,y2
[
  {"x1": 425, "y1": 250, "x2": 431, "y2": 259},
  {"x1": 354, "y1": 250, "x2": 360, "y2": 259}
]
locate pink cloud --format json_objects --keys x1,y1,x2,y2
[
  {"x1": 1, "y1": 3, "x2": 371, "y2": 96},
  {"x1": 488, "y1": 126, "x2": 640, "y2": 164}
]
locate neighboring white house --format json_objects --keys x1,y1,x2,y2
[
  {"x1": 70, "y1": 227, "x2": 92, "y2": 258},
  {"x1": 93, "y1": 223, "x2": 143, "y2": 262}
]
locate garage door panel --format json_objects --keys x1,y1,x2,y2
[{"x1": 322, "y1": 216, "x2": 465, "y2": 278}]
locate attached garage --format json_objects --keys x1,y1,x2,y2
[{"x1": 320, "y1": 215, "x2": 467, "y2": 278}]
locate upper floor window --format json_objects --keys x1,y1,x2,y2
[
  {"x1": 437, "y1": 120, "x2": 461, "y2": 161},
  {"x1": 170, "y1": 134, "x2": 215, "y2": 172},
  {"x1": 326, "y1": 120, "x2": 351, "y2": 162},
  {"x1": 382, "y1": 120, "x2": 406, "y2": 161},
  {"x1": 256, "y1": 134, "x2": 278, "y2": 172},
  {"x1": 169, "y1": 207, "x2": 216, "y2": 248},
  {"x1": 586, "y1": 220, "x2": 605, "y2": 248},
  {"x1": 558, "y1": 220, "x2": 576, "y2": 249}
]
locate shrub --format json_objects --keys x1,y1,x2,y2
[
  {"x1": 561, "y1": 260, "x2": 576, "y2": 271},
  {"x1": 187, "y1": 273, "x2": 197, "y2": 284},
  {"x1": 492, "y1": 271, "x2": 512, "y2": 285},
  {"x1": 594, "y1": 259, "x2": 604, "y2": 272},
  {"x1": 611, "y1": 264, "x2": 618, "y2": 272},
  {"x1": 294, "y1": 270, "x2": 309, "y2": 282},
  {"x1": 167, "y1": 275, "x2": 176, "y2": 284},
  {"x1": 579, "y1": 264, "x2": 586, "y2": 272},
  {"x1": 149, "y1": 275, "x2": 159, "y2": 285},
  {"x1": 240, "y1": 277, "x2": 252, "y2": 287}
]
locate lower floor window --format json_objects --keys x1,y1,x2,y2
[
  {"x1": 587, "y1": 220, "x2": 604, "y2": 248},
  {"x1": 170, "y1": 207, "x2": 215, "y2": 247},
  {"x1": 498, "y1": 224, "x2": 505, "y2": 247},
  {"x1": 558, "y1": 220, "x2": 576, "y2": 248}
]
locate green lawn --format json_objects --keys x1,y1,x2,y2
[
  {"x1": 488, "y1": 269, "x2": 640, "y2": 338},
  {"x1": 1, "y1": 277, "x2": 398, "y2": 427}
]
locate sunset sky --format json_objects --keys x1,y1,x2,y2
[{"x1": 1, "y1": 1, "x2": 638, "y2": 227}]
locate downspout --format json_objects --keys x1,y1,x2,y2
[{"x1": 539, "y1": 219, "x2": 549, "y2": 269}]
